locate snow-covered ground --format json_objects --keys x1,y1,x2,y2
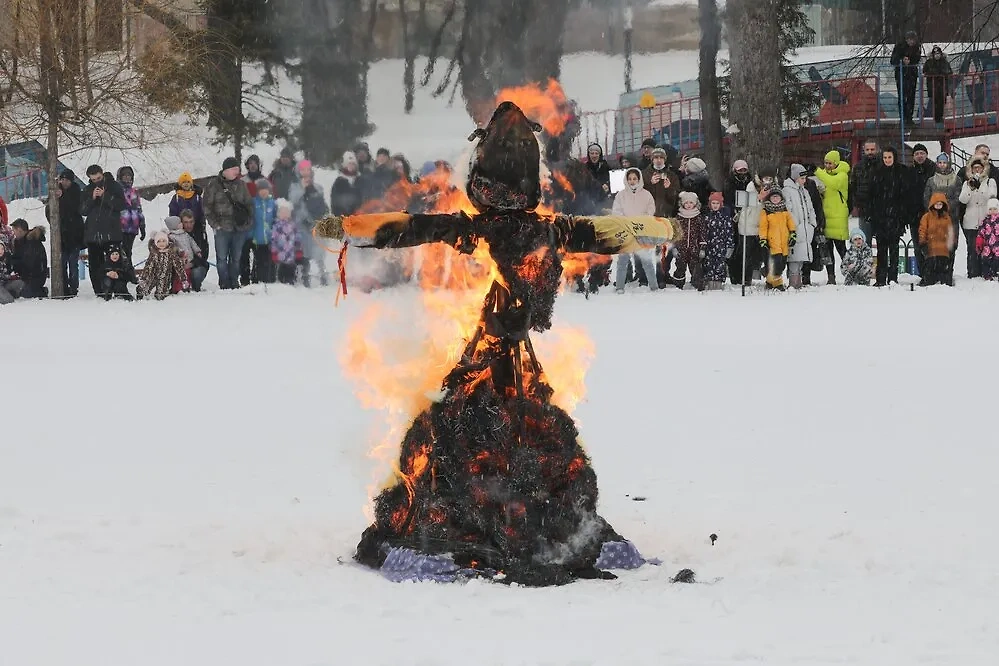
[{"x1": 4, "y1": 279, "x2": 999, "y2": 664}]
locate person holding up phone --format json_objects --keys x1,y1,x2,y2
[{"x1": 81, "y1": 164, "x2": 126, "y2": 297}]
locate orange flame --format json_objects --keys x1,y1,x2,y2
[{"x1": 495, "y1": 79, "x2": 572, "y2": 136}]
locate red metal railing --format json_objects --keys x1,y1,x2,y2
[{"x1": 0, "y1": 169, "x2": 47, "y2": 202}]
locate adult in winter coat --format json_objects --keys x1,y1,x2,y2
[
  {"x1": 958, "y1": 157, "x2": 997, "y2": 278},
  {"x1": 918, "y1": 193, "x2": 956, "y2": 286},
  {"x1": 288, "y1": 166, "x2": 330, "y2": 287},
  {"x1": 782, "y1": 164, "x2": 819, "y2": 289},
  {"x1": 908, "y1": 144, "x2": 935, "y2": 276},
  {"x1": 610, "y1": 167, "x2": 658, "y2": 293},
  {"x1": 243, "y1": 154, "x2": 264, "y2": 197},
  {"x1": 81, "y1": 164, "x2": 126, "y2": 295},
  {"x1": 702, "y1": 192, "x2": 736, "y2": 289},
  {"x1": 55, "y1": 169, "x2": 85, "y2": 297},
  {"x1": 168, "y1": 172, "x2": 208, "y2": 257},
  {"x1": 9, "y1": 220, "x2": 49, "y2": 298},
  {"x1": 204, "y1": 156, "x2": 253, "y2": 289},
  {"x1": 331, "y1": 151, "x2": 364, "y2": 216},
  {"x1": 922, "y1": 46, "x2": 952, "y2": 124},
  {"x1": 680, "y1": 158, "x2": 712, "y2": 208},
  {"x1": 923, "y1": 153, "x2": 962, "y2": 212},
  {"x1": 849, "y1": 140, "x2": 880, "y2": 243},
  {"x1": 890, "y1": 30, "x2": 922, "y2": 125},
  {"x1": 584, "y1": 143, "x2": 612, "y2": 204},
  {"x1": 642, "y1": 147, "x2": 679, "y2": 217},
  {"x1": 723, "y1": 159, "x2": 752, "y2": 212},
  {"x1": 117, "y1": 166, "x2": 145, "y2": 261},
  {"x1": 730, "y1": 171, "x2": 776, "y2": 285},
  {"x1": 268, "y1": 148, "x2": 298, "y2": 200},
  {"x1": 869, "y1": 146, "x2": 913, "y2": 286},
  {"x1": 802, "y1": 170, "x2": 827, "y2": 285}
]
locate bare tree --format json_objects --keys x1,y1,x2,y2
[
  {"x1": 0, "y1": 0, "x2": 188, "y2": 297},
  {"x1": 726, "y1": 0, "x2": 783, "y2": 172},
  {"x1": 699, "y1": 0, "x2": 724, "y2": 187}
]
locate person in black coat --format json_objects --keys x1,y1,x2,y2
[
  {"x1": 10, "y1": 219, "x2": 49, "y2": 298},
  {"x1": 909, "y1": 143, "x2": 935, "y2": 275},
  {"x1": 81, "y1": 164, "x2": 126, "y2": 296},
  {"x1": 55, "y1": 169, "x2": 85, "y2": 297},
  {"x1": 584, "y1": 143, "x2": 611, "y2": 204},
  {"x1": 870, "y1": 146, "x2": 914, "y2": 286},
  {"x1": 922, "y1": 46, "x2": 953, "y2": 124},
  {"x1": 680, "y1": 157, "x2": 713, "y2": 207},
  {"x1": 890, "y1": 30, "x2": 922, "y2": 125}
]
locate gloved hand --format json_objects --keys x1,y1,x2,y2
[
  {"x1": 725, "y1": 248, "x2": 734, "y2": 259},
  {"x1": 788, "y1": 231, "x2": 797, "y2": 249},
  {"x1": 759, "y1": 238, "x2": 769, "y2": 250},
  {"x1": 976, "y1": 236, "x2": 985, "y2": 254},
  {"x1": 970, "y1": 178, "x2": 981, "y2": 190},
  {"x1": 139, "y1": 224, "x2": 146, "y2": 241}
]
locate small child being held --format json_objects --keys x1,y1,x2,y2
[{"x1": 840, "y1": 230, "x2": 874, "y2": 286}]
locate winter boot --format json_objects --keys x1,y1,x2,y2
[{"x1": 301, "y1": 259, "x2": 312, "y2": 288}]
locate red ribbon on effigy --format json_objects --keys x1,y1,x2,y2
[{"x1": 335, "y1": 243, "x2": 349, "y2": 306}]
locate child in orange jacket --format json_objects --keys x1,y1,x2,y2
[
  {"x1": 758, "y1": 189, "x2": 797, "y2": 291},
  {"x1": 918, "y1": 192, "x2": 956, "y2": 286}
]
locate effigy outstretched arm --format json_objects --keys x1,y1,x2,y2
[
  {"x1": 552, "y1": 215, "x2": 680, "y2": 255},
  {"x1": 314, "y1": 212, "x2": 476, "y2": 252}
]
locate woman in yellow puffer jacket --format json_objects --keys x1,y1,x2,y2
[
  {"x1": 759, "y1": 188, "x2": 797, "y2": 290},
  {"x1": 814, "y1": 150, "x2": 851, "y2": 284}
]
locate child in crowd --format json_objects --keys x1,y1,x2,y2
[
  {"x1": 102, "y1": 244, "x2": 138, "y2": 300},
  {"x1": 918, "y1": 192, "x2": 956, "y2": 286},
  {"x1": 610, "y1": 167, "x2": 658, "y2": 293},
  {"x1": 271, "y1": 198, "x2": 302, "y2": 285},
  {"x1": 758, "y1": 188, "x2": 797, "y2": 291},
  {"x1": 840, "y1": 230, "x2": 874, "y2": 286},
  {"x1": 117, "y1": 166, "x2": 145, "y2": 261},
  {"x1": 976, "y1": 198, "x2": 999, "y2": 280},
  {"x1": 179, "y1": 210, "x2": 208, "y2": 291},
  {"x1": 138, "y1": 231, "x2": 188, "y2": 300},
  {"x1": 252, "y1": 179, "x2": 277, "y2": 283},
  {"x1": 671, "y1": 191, "x2": 705, "y2": 290},
  {"x1": 701, "y1": 191, "x2": 736, "y2": 290},
  {"x1": 164, "y1": 215, "x2": 201, "y2": 293},
  {"x1": 0, "y1": 240, "x2": 24, "y2": 305}
]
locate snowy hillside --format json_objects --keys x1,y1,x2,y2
[{"x1": 4, "y1": 279, "x2": 999, "y2": 664}]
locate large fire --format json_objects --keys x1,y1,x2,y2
[
  {"x1": 320, "y1": 101, "x2": 675, "y2": 585},
  {"x1": 495, "y1": 79, "x2": 572, "y2": 137}
]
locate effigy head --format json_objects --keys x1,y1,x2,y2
[{"x1": 466, "y1": 101, "x2": 543, "y2": 212}]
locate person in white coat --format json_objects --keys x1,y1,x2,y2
[
  {"x1": 782, "y1": 164, "x2": 819, "y2": 288},
  {"x1": 958, "y1": 157, "x2": 997, "y2": 278},
  {"x1": 612, "y1": 167, "x2": 659, "y2": 293},
  {"x1": 733, "y1": 170, "x2": 777, "y2": 284}
]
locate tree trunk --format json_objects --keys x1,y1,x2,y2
[
  {"x1": 401, "y1": 0, "x2": 415, "y2": 113},
  {"x1": 299, "y1": 0, "x2": 371, "y2": 166},
  {"x1": 698, "y1": 0, "x2": 724, "y2": 188},
  {"x1": 727, "y1": 0, "x2": 783, "y2": 173},
  {"x1": 47, "y1": 119, "x2": 64, "y2": 299}
]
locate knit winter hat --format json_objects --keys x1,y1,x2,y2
[
  {"x1": 642, "y1": 138, "x2": 657, "y2": 149},
  {"x1": 342, "y1": 151, "x2": 359, "y2": 168},
  {"x1": 824, "y1": 150, "x2": 841, "y2": 165},
  {"x1": 732, "y1": 159, "x2": 749, "y2": 172},
  {"x1": 708, "y1": 191, "x2": 724, "y2": 205},
  {"x1": 850, "y1": 229, "x2": 867, "y2": 243},
  {"x1": 936, "y1": 152, "x2": 951, "y2": 164},
  {"x1": 989, "y1": 198, "x2": 999, "y2": 211},
  {"x1": 152, "y1": 230, "x2": 170, "y2": 244},
  {"x1": 650, "y1": 147, "x2": 668, "y2": 159},
  {"x1": 678, "y1": 191, "x2": 701, "y2": 208},
  {"x1": 105, "y1": 243, "x2": 122, "y2": 258},
  {"x1": 280, "y1": 147, "x2": 294, "y2": 159},
  {"x1": 255, "y1": 178, "x2": 271, "y2": 192},
  {"x1": 790, "y1": 164, "x2": 807, "y2": 179},
  {"x1": 297, "y1": 159, "x2": 312, "y2": 174},
  {"x1": 163, "y1": 216, "x2": 181, "y2": 232},
  {"x1": 222, "y1": 156, "x2": 240, "y2": 171},
  {"x1": 912, "y1": 143, "x2": 929, "y2": 155},
  {"x1": 244, "y1": 154, "x2": 261, "y2": 168},
  {"x1": 59, "y1": 169, "x2": 76, "y2": 181},
  {"x1": 276, "y1": 198, "x2": 293, "y2": 212},
  {"x1": 685, "y1": 157, "x2": 707, "y2": 174},
  {"x1": 178, "y1": 172, "x2": 194, "y2": 185},
  {"x1": 377, "y1": 148, "x2": 391, "y2": 157}
]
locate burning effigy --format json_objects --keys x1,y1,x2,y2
[{"x1": 317, "y1": 101, "x2": 677, "y2": 586}]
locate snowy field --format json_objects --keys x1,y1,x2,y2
[{"x1": 3, "y1": 274, "x2": 999, "y2": 665}]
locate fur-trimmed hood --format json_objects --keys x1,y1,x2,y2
[
  {"x1": 26, "y1": 226, "x2": 46, "y2": 242},
  {"x1": 966, "y1": 158, "x2": 992, "y2": 181}
]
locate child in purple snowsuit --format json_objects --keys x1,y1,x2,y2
[
  {"x1": 976, "y1": 198, "x2": 999, "y2": 280},
  {"x1": 271, "y1": 198, "x2": 302, "y2": 285},
  {"x1": 117, "y1": 166, "x2": 145, "y2": 261}
]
